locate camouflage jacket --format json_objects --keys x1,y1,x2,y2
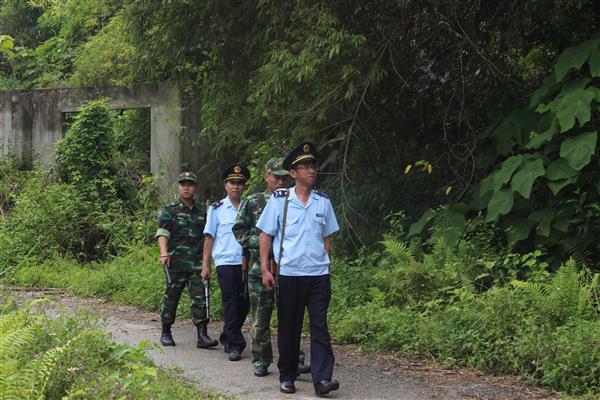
[
  {"x1": 232, "y1": 190, "x2": 270, "y2": 276},
  {"x1": 155, "y1": 198, "x2": 206, "y2": 270}
]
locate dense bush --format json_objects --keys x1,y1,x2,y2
[
  {"x1": 0, "y1": 156, "x2": 26, "y2": 216},
  {"x1": 0, "y1": 294, "x2": 225, "y2": 399},
  {"x1": 0, "y1": 99, "x2": 159, "y2": 271},
  {"x1": 330, "y1": 240, "x2": 600, "y2": 395},
  {"x1": 1, "y1": 169, "x2": 92, "y2": 263},
  {"x1": 410, "y1": 38, "x2": 600, "y2": 269}
]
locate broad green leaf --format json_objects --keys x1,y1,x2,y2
[
  {"x1": 478, "y1": 173, "x2": 495, "y2": 196},
  {"x1": 559, "y1": 78, "x2": 591, "y2": 96},
  {"x1": 486, "y1": 189, "x2": 514, "y2": 222},
  {"x1": 511, "y1": 159, "x2": 545, "y2": 199},
  {"x1": 408, "y1": 209, "x2": 437, "y2": 236},
  {"x1": 555, "y1": 44, "x2": 590, "y2": 81},
  {"x1": 526, "y1": 119, "x2": 558, "y2": 150},
  {"x1": 591, "y1": 86, "x2": 600, "y2": 103},
  {"x1": 545, "y1": 158, "x2": 578, "y2": 181},
  {"x1": 0, "y1": 35, "x2": 14, "y2": 53},
  {"x1": 547, "y1": 176, "x2": 577, "y2": 195},
  {"x1": 589, "y1": 47, "x2": 600, "y2": 77},
  {"x1": 552, "y1": 210, "x2": 572, "y2": 232},
  {"x1": 493, "y1": 155, "x2": 523, "y2": 191},
  {"x1": 529, "y1": 209, "x2": 555, "y2": 237},
  {"x1": 505, "y1": 217, "x2": 535, "y2": 246},
  {"x1": 559, "y1": 131, "x2": 598, "y2": 170},
  {"x1": 530, "y1": 73, "x2": 556, "y2": 107},
  {"x1": 555, "y1": 89, "x2": 595, "y2": 132}
]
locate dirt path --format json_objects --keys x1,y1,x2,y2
[{"x1": 15, "y1": 289, "x2": 556, "y2": 400}]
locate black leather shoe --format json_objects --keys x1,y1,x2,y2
[
  {"x1": 297, "y1": 363, "x2": 311, "y2": 375},
  {"x1": 254, "y1": 365, "x2": 268, "y2": 377},
  {"x1": 280, "y1": 381, "x2": 296, "y2": 394},
  {"x1": 160, "y1": 324, "x2": 175, "y2": 346},
  {"x1": 228, "y1": 349, "x2": 241, "y2": 361},
  {"x1": 315, "y1": 379, "x2": 340, "y2": 396}
]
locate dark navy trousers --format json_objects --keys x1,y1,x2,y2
[
  {"x1": 216, "y1": 264, "x2": 249, "y2": 352},
  {"x1": 277, "y1": 274, "x2": 333, "y2": 384}
]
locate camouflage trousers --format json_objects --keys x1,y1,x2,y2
[
  {"x1": 160, "y1": 268, "x2": 207, "y2": 326},
  {"x1": 248, "y1": 275, "x2": 305, "y2": 368}
]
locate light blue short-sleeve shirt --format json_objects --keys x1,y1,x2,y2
[
  {"x1": 256, "y1": 187, "x2": 339, "y2": 276},
  {"x1": 204, "y1": 196, "x2": 243, "y2": 266}
]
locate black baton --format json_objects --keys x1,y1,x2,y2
[{"x1": 163, "y1": 262, "x2": 171, "y2": 285}]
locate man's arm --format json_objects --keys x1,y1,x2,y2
[
  {"x1": 158, "y1": 236, "x2": 170, "y2": 266},
  {"x1": 259, "y1": 232, "x2": 275, "y2": 289},
  {"x1": 201, "y1": 235, "x2": 214, "y2": 280},
  {"x1": 324, "y1": 236, "x2": 331, "y2": 255},
  {"x1": 156, "y1": 206, "x2": 173, "y2": 266}
]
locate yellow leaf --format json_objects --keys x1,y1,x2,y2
[
  {"x1": 404, "y1": 164, "x2": 412, "y2": 174},
  {"x1": 426, "y1": 164, "x2": 433, "y2": 174},
  {"x1": 445, "y1": 186, "x2": 453, "y2": 195}
]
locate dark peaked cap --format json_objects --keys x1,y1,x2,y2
[
  {"x1": 283, "y1": 142, "x2": 317, "y2": 170},
  {"x1": 222, "y1": 163, "x2": 251, "y2": 182}
]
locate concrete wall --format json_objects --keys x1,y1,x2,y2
[{"x1": 0, "y1": 82, "x2": 207, "y2": 188}]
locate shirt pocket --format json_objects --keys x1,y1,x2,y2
[
  {"x1": 282, "y1": 212, "x2": 302, "y2": 238},
  {"x1": 312, "y1": 215, "x2": 326, "y2": 235},
  {"x1": 217, "y1": 221, "x2": 234, "y2": 237}
]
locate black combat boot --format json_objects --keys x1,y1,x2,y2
[
  {"x1": 196, "y1": 323, "x2": 218, "y2": 348},
  {"x1": 160, "y1": 323, "x2": 176, "y2": 346}
]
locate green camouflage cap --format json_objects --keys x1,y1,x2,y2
[
  {"x1": 177, "y1": 171, "x2": 198, "y2": 183},
  {"x1": 265, "y1": 157, "x2": 288, "y2": 176}
]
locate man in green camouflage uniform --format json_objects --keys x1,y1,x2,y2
[
  {"x1": 156, "y1": 171, "x2": 218, "y2": 349},
  {"x1": 233, "y1": 158, "x2": 310, "y2": 377}
]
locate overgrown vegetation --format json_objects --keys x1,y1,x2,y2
[
  {"x1": 329, "y1": 239, "x2": 600, "y2": 395},
  {"x1": 0, "y1": 100, "x2": 157, "y2": 270},
  {"x1": 409, "y1": 38, "x2": 600, "y2": 268},
  {"x1": 0, "y1": 294, "x2": 228, "y2": 399}
]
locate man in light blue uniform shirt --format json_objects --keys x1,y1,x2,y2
[
  {"x1": 202, "y1": 163, "x2": 251, "y2": 362},
  {"x1": 257, "y1": 142, "x2": 340, "y2": 397}
]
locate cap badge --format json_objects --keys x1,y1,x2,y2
[
  {"x1": 303, "y1": 144, "x2": 310, "y2": 153},
  {"x1": 234, "y1": 165, "x2": 241, "y2": 173}
]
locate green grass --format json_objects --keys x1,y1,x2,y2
[
  {"x1": 4, "y1": 245, "x2": 223, "y2": 320},
  {"x1": 0, "y1": 292, "x2": 233, "y2": 400}
]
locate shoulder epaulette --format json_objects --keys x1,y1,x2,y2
[
  {"x1": 273, "y1": 189, "x2": 289, "y2": 198},
  {"x1": 212, "y1": 200, "x2": 223, "y2": 209},
  {"x1": 314, "y1": 190, "x2": 328, "y2": 198}
]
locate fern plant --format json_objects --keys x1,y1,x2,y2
[
  {"x1": 377, "y1": 236, "x2": 475, "y2": 308},
  {"x1": 0, "y1": 300, "x2": 75, "y2": 400},
  {"x1": 511, "y1": 259, "x2": 600, "y2": 326}
]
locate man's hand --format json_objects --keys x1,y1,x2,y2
[
  {"x1": 201, "y1": 264, "x2": 211, "y2": 281},
  {"x1": 159, "y1": 255, "x2": 170, "y2": 266},
  {"x1": 262, "y1": 270, "x2": 276, "y2": 290}
]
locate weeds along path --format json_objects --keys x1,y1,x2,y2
[{"x1": 15, "y1": 288, "x2": 556, "y2": 400}]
